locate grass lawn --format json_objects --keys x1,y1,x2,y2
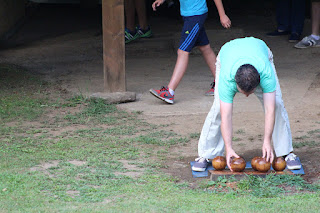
[{"x1": 0, "y1": 64, "x2": 319, "y2": 212}]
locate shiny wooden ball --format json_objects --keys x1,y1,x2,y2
[
  {"x1": 230, "y1": 157, "x2": 246, "y2": 172},
  {"x1": 212, "y1": 156, "x2": 227, "y2": 171},
  {"x1": 272, "y1": 157, "x2": 286, "y2": 171},
  {"x1": 251, "y1": 157, "x2": 262, "y2": 171},
  {"x1": 256, "y1": 158, "x2": 271, "y2": 172}
]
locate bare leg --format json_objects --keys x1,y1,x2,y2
[
  {"x1": 168, "y1": 49, "x2": 190, "y2": 91},
  {"x1": 134, "y1": 0, "x2": 148, "y2": 30},
  {"x1": 125, "y1": 0, "x2": 136, "y2": 32},
  {"x1": 312, "y1": 2, "x2": 320, "y2": 36},
  {"x1": 198, "y1": 44, "x2": 216, "y2": 79}
]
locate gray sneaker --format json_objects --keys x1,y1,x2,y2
[
  {"x1": 285, "y1": 153, "x2": 302, "y2": 170},
  {"x1": 294, "y1": 35, "x2": 320, "y2": 49},
  {"x1": 192, "y1": 157, "x2": 209, "y2": 172}
]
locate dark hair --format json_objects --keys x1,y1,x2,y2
[{"x1": 235, "y1": 64, "x2": 260, "y2": 93}]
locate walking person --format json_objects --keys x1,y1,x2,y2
[{"x1": 149, "y1": 0, "x2": 231, "y2": 104}]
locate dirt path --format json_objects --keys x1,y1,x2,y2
[{"x1": 0, "y1": 5, "x2": 319, "y2": 183}]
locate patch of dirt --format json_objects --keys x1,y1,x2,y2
[
  {"x1": 66, "y1": 190, "x2": 80, "y2": 198},
  {"x1": 30, "y1": 160, "x2": 60, "y2": 178},
  {"x1": 69, "y1": 160, "x2": 86, "y2": 166},
  {"x1": 114, "y1": 160, "x2": 145, "y2": 179}
]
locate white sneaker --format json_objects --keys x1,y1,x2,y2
[
  {"x1": 285, "y1": 153, "x2": 302, "y2": 170},
  {"x1": 294, "y1": 35, "x2": 320, "y2": 49},
  {"x1": 192, "y1": 157, "x2": 209, "y2": 172}
]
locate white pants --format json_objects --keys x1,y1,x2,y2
[{"x1": 198, "y1": 49, "x2": 293, "y2": 159}]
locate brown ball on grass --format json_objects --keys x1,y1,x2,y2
[
  {"x1": 212, "y1": 156, "x2": 227, "y2": 171},
  {"x1": 255, "y1": 158, "x2": 271, "y2": 172},
  {"x1": 272, "y1": 157, "x2": 286, "y2": 171},
  {"x1": 230, "y1": 157, "x2": 246, "y2": 172}
]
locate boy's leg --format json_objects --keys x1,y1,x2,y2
[
  {"x1": 197, "y1": 55, "x2": 225, "y2": 160},
  {"x1": 193, "y1": 55, "x2": 224, "y2": 171},
  {"x1": 198, "y1": 44, "x2": 216, "y2": 79},
  {"x1": 149, "y1": 49, "x2": 189, "y2": 104},
  {"x1": 254, "y1": 49, "x2": 293, "y2": 157},
  {"x1": 198, "y1": 44, "x2": 217, "y2": 96},
  {"x1": 168, "y1": 50, "x2": 189, "y2": 91}
]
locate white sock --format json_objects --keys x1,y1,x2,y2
[
  {"x1": 311, "y1": 34, "x2": 320, "y2": 40},
  {"x1": 168, "y1": 88, "x2": 174, "y2": 96}
]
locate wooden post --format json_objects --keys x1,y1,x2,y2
[{"x1": 102, "y1": 0, "x2": 126, "y2": 93}]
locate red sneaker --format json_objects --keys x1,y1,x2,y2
[
  {"x1": 149, "y1": 86, "x2": 174, "y2": 104},
  {"x1": 205, "y1": 82, "x2": 215, "y2": 96}
]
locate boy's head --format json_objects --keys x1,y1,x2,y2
[{"x1": 235, "y1": 64, "x2": 260, "y2": 95}]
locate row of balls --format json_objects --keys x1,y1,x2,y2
[{"x1": 212, "y1": 156, "x2": 287, "y2": 172}]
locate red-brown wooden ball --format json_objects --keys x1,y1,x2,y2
[
  {"x1": 251, "y1": 157, "x2": 262, "y2": 171},
  {"x1": 212, "y1": 156, "x2": 227, "y2": 171},
  {"x1": 230, "y1": 157, "x2": 246, "y2": 172},
  {"x1": 272, "y1": 157, "x2": 286, "y2": 171},
  {"x1": 256, "y1": 158, "x2": 271, "y2": 172}
]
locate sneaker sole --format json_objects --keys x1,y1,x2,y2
[
  {"x1": 191, "y1": 166, "x2": 206, "y2": 172},
  {"x1": 149, "y1": 89, "x2": 174, "y2": 104},
  {"x1": 140, "y1": 33, "x2": 152, "y2": 38},
  {"x1": 125, "y1": 36, "x2": 140, "y2": 44},
  {"x1": 205, "y1": 93, "x2": 214, "y2": 96},
  {"x1": 294, "y1": 45, "x2": 320, "y2": 49},
  {"x1": 287, "y1": 165, "x2": 302, "y2": 170}
]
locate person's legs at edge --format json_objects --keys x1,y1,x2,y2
[
  {"x1": 254, "y1": 49, "x2": 301, "y2": 169},
  {"x1": 277, "y1": 0, "x2": 290, "y2": 32},
  {"x1": 267, "y1": 0, "x2": 290, "y2": 36},
  {"x1": 294, "y1": 1, "x2": 320, "y2": 48},
  {"x1": 192, "y1": 55, "x2": 225, "y2": 171},
  {"x1": 135, "y1": 0, "x2": 148, "y2": 30},
  {"x1": 134, "y1": 0, "x2": 152, "y2": 37},
  {"x1": 288, "y1": 0, "x2": 305, "y2": 42},
  {"x1": 311, "y1": 1, "x2": 320, "y2": 36},
  {"x1": 125, "y1": 0, "x2": 140, "y2": 43},
  {"x1": 125, "y1": 0, "x2": 136, "y2": 32}
]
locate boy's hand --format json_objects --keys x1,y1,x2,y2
[
  {"x1": 226, "y1": 148, "x2": 240, "y2": 171},
  {"x1": 220, "y1": 14, "x2": 231, "y2": 28},
  {"x1": 262, "y1": 140, "x2": 274, "y2": 163},
  {"x1": 152, "y1": 0, "x2": 165, "y2": 11}
]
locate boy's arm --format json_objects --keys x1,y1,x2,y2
[
  {"x1": 213, "y1": 0, "x2": 231, "y2": 28},
  {"x1": 152, "y1": 0, "x2": 166, "y2": 11},
  {"x1": 262, "y1": 91, "x2": 276, "y2": 163},
  {"x1": 220, "y1": 100, "x2": 240, "y2": 171}
]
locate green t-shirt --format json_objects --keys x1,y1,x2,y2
[{"x1": 218, "y1": 37, "x2": 277, "y2": 103}]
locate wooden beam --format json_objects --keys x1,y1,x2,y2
[{"x1": 102, "y1": 0, "x2": 126, "y2": 93}]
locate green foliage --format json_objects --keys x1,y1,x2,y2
[
  {"x1": 189, "y1": 132, "x2": 200, "y2": 139},
  {"x1": 236, "y1": 129, "x2": 245, "y2": 134},
  {"x1": 237, "y1": 174, "x2": 320, "y2": 197},
  {"x1": 0, "y1": 64, "x2": 47, "y2": 121}
]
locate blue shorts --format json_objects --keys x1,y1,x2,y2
[{"x1": 178, "y1": 13, "x2": 209, "y2": 52}]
